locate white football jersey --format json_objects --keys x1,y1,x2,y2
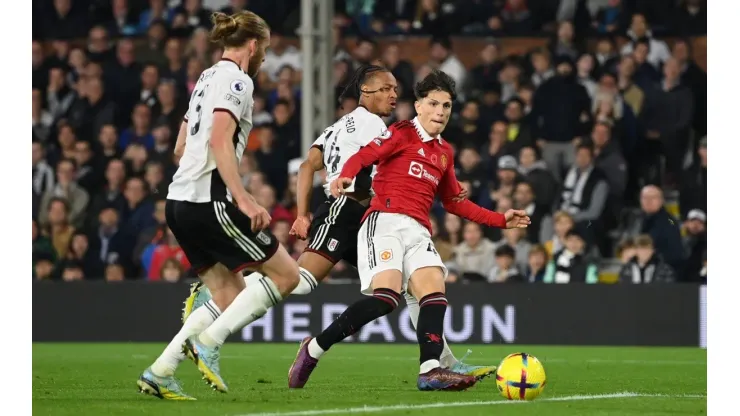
[
  {"x1": 168, "y1": 59, "x2": 254, "y2": 203},
  {"x1": 311, "y1": 106, "x2": 387, "y2": 197}
]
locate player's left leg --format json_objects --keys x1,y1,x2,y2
[{"x1": 404, "y1": 291, "x2": 497, "y2": 380}]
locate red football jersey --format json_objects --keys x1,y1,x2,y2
[{"x1": 339, "y1": 118, "x2": 506, "y2": 233}]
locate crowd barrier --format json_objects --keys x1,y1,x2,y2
[{"x1": 33, "y1": 282, "x2": 705, "y2": 347}]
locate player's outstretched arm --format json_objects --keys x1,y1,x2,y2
[
  {"x1": 291, "y1": 146, "x2": 324, "y2": 239},
  {"x1": 174, "y1": 121, "x2": 188, "y2": 162},
  {"x1": 438, "y1": 159, "x2": 530, "y2": 229},
  {"x1": 210, "y1": 111, "x2": 270, "y2": 231}
]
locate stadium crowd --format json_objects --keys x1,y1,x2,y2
[{"x1": 32, "y1": 0, "x2": 707, "y2": 285}]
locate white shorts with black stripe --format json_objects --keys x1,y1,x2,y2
[
  {"x1": 165, "y1": 199, "x2": 279, "y2": 275},
  {"x1": 357, "y1": 211, "x2": 448, "y2": 295},
  {"x1": 306, "y1": 195, "x2": 368, "y2": 266}
]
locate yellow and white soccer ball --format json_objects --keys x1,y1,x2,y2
[{"x1": 495, "y1": 352, "x2": 547, "y2": 401}]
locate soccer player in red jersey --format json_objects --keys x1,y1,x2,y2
[{"x1": 288, "y1": 70, "x2": 530, "y2": 391}]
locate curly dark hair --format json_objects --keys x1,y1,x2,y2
[{"x1": 413, "y1": 69, "x2": 457, "y2": 101}]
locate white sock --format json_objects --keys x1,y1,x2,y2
[
  {"x1": 199, "y1": 276, "x2": 282, "y2": 348},
  {"x1": 420, "y1": 359, "x2": 441, "y2": 374},
  {"x1": 243, "y1": 271, "x2": 264, "y2": 286},
  {"x1": 307, "y1": 338, "x2": 325, "y2": 359},
  {"x1": 404, "y1": 291, "x2": 457, "y2": 368},
  {"x1": 151, "y1": 300, "x2": 221, "y2": 376},
  {"x1": 291, "y1": 268, "x2": 318, "y2": 295}
]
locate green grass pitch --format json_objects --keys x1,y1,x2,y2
[{"x1": 33, "y1": 343, "x2": 706, "y2": 415}]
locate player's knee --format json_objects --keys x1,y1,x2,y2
[
  {"x1": 371, "y1": 288, "x2": 403, "y2": 315},
  {"x1": 261, "y1": 247, "x2": 300, "y2": 296},
  {"x1": 408, "y1": 266, "x2": 446, "y2": 300}
]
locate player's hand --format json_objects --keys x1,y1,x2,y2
[
  {"x1": 504, "y1": 209, "x2": 531, "y2": 229},
  {"x1": 329, "y1": 177, "x2": 353, "y2": 198},
  {"x1": 239, "y1": 200, "x2": 272, "y2": 232},
  {"x1": 452, "y1": 182, "x2": 468, "y2": 202},
  {"x1": 290, "y1": 215, "x2": 311, "y2": 240}
]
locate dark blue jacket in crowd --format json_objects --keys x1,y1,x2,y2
[{"x1": 641, "y1": 208, "x2": 685, "y2": 272}]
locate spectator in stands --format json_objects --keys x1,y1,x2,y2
[
  {"x1": 162, "y1": 38, "x2": 186, "y2": 89},
  {"x1": 576, "y1": 53, "x2": 597, "y2": 99},
  {"x1": 138, "y1": 0, "x2": 173, "y2": 33},
  {"x1": 33, "y1": 41, "x2": 47, "y2": 90},
  {"x1": 544, "y1": 227, "x2": 599, "y2": 284},
  {"x1": 60, "y1": 232, "x2": 96, "y2": 279},
  {"x1": 33, "y1": 89, "x2": 54, "y2": 143},
  {"x1": 122, "y1": 143, "x2": 149, "y2": 177},
  {"x1": 671, "y1": 0, "x2": 707, "y2": 36},
  {"x1": 524, "y1": 244, "x2": 548, "y2": 283},
  {"x1": 464, "y1": 43, "x2": 504, "y2": 100},
  {"x1": 409, "y1": 0, "x2": 451, "y2": 37},
  {"x1": 593, "y1": 37, "x2": 620, "y2": 77},
  {"x1": 254, "y1": 125, "x2": 288, "y2": 195},
  {"x1": 680, "y1": 136, "x2": 707, "y2": 217},
  {"x1": 105, "y1": 0, "x2": 138, "y2": 37},
  {"x1": 430, "y1": 215, "x2": 454, "y2": 263},
  {"x1": 272, "y1": 99, "x2": 301, "y2": 160},
  {"x1": 134, "y1": 199, "x2": 167, "y2": 273},
  {"x1": 255, "y1": 184, "x2": 295, "y2": 226},
  {"x1": 616, "y1": 237, "x2": 636, "y2": 265},
  {"x1": 89, "y1": 159, "x2": 127, "y2": 226},
  {"x1": 34, "y1": 253, "x2": 56, "y2": 280},
  {"x1": 627, "y1": 185, "x2": 685, "y2": 273},
  {"x1": 448, "y1": 101, "x2": 484, "y2": 147},
  {"x1": 33, "y1": 219, "x2": 56, "y2": 274},
  {"x1": 447, "y1": 221, "x2": 497, "y2": 282},
  {"x1": 105, "y1": 263, "x2": 126, "y2": 282},
  {"x1": 61, "y1": 263, "x2": 85, "y2": 281},
  {"x1": 682, "y1": 209, "x2": 707, "y2": 283},
  {"x1": 495, "y1": 228, "x2": 532, "y2": 273},
  {"x1": 543, "y1": 210, "x2": 574, "y2": 258},
  {"x1": 590, "y1": 122, "x2": 627, "y2": 201},
  {"x1": 33, "y1": 142, "x2": 55, "y2": 204},
  {"x1": 137, "y1": 20, "x2": 169, "y2": 68},
  {"x1": 629, "y1": 40, "x2": 661, "y2": 93},
  {"x1": 479, "y1": 155, "x2": 520, "y2": 211},
  {"x1": 150, "y1": 122, "x2": 174, "y2": 168},
  {"x1": 617, "y1": 55, "x2": 645, "y2": 117},
  {"x1": 40, "y1": 159, "x2": 90, "y2": 229},
  {"x1": 147, "y1": 227, "x2": 191, "y2": 281},
  {"x1": 442, "y1": 212, "x2": 463, "y2": 248},
  {"x1": 620, "y1": 14, "x2": 670, "y2": 69},
  {"x1": 499, "y1": 0, "x2": 535, "y2": 34},
  {"x1": 559, "y1": 144, "x2": 609, "y2": 228},
  {"x1": 73, "y1": 140, "x2": 99, "y2": 196},
  {"x1": 144, "y1": 161, "x2": 167, "y2": 196},
  {"x1": 619, "y1": 234, "x2": 675, "y2": 283},
  {"x1": 381, "y1": 43, "x2": 415, "y2": 100},
  {"x1": 373, "y1": 0, "x2": 416, "y2": 34},
  {"x1": 88, "y1": 207, "x2": 136, "y2": 278},
  {"x1": 47, "y1": 66, "x2": 76, "y2": 123},
  {"x1": 86, "y1": 26, "x2": 114, "y2": 64},
  {"x1": 530, "y1": 49, "x2": 554, "y2": 88},
  {"x1": 428, "y1": 38, "x2": 466, "y2": 98},
  {"x1": 454, "y1": 146, "x2": 485, "y2": 201},
  {"x1": 641, "y1": 58, "x2": 694, "y2": 185},
  {"x1": 550, "y1": 20, "x2": 579, "y2": 61},
  {"x1": 487, "y1": 245, "x2": 525, "y2": 283},
  {"x1": 42, "y1": 0, "x2": 90, "y2": 39},
  {"x1": 673, "y1": 39, "x2": 707, "y2": 138},
  {"x1": 122, "y1": 177, "x2": 157, "y2": 236},
  {"x1": 513, "y1": 181, "x2": 547, "y2": 243},
  {"x1": 44, "y1": 198, "x2": 75, "y2": 260},
  {"x1": 532, "y1": 56, "x2": 591, "y2": 180},
  {"x1": 517, "y1": 146, "x2": 558, "y2": 209},
  {"x1": 503, "y1": 98, "x2": 535, "y2": 155},
  {"x1": 160, "y1": 258, "x2": 185, "y2": 282},
  {"x1": 592, "y1": 0, "x2": 629, "y2": 34},
  {"x1": 119, "y1": 103, "x2": 155, "y2": 151},
  {"x1": 105, "y1": 39, "x2": 142, "y2": 124},
  {"x1": 174, "y1": 0, "x2": 212, "y2": 30}
]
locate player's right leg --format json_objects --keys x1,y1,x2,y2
[{"x1": 288, "y1": 212, "x2": 405, "y2": 388}]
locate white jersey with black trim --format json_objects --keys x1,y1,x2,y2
[
  {"x1": 310, "y1": 106, "x2": 388, "y2": 197},
  {"x1": 167, "y1": 59, "x2": 254, "y2": 203}
]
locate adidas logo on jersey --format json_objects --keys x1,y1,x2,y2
[{"x1": 418, "y1": 148, "x2": 426, "y2": 157}]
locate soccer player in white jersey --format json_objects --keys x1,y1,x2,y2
[
  {"x1": 136, "y1": 11, "x2": 300, "y2": 400},
  {"x1": 181, "y1": 65, "x2": 499, "y2": 380}
]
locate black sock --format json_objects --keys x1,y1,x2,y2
[
  {"x1": 315, "y1": 288, "x2": 402, "y2": 351},
  {"x1": 416, "y1": 292, "x2": 448, "y2": 365}
]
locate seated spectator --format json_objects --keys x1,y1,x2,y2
[
  {"x1": 44, "y1": 198, "x2": 76, "y2": 260},
  {"x1": 105, "y1": 263, "x2": 126, "y2": 282},
  {"x1": 544, "y1": 227, "x2": 599, "y2": 284},
  {"x1": 119, "y1": 103, "x2": 155, "y2": 151},
  {"x1": 682, "y1": 209, "x2": 707, "y2": 283},
  {"x1": 619, "y1": 235, "x2": 675, "y2": 283},
  {"x1": 88, "y1": 207, "x2": 136, "y2": 278},
  {"x1": 147, "y1": 228, "x2": 191, "y2": 281},
  {"x1": 487, "y1": 245, "x2": 525, "y2": 283},
  {"x1": 39, "y1": 159, "x2": 90, "y2": 229},
  {"x1": 494, "y1": 228, "x2": 532, "y2": 273},
  {"x1": 62, "y1": 232, "x2": 96, "y2": 279},
  {"x1": 513, "y1": 181, "x2": 548, "y2": 243},
  {"x1": 160, "y1": 258, "x2": 185, "y2": 283},
  {"x1": 60, "y1": 262, "x2": 85, "y2": 282},
  {"x1": 446, "y1": 221, "x2": 497, "y2": 282},
  {"x1": 616, "y1": 237, "x2": 637, "y2": 265},
  {"x1": 559, "y1": 144, "x2": 610, "y2": 227},
  {"x1": 524, "y1": 244, "x2": 548, "y2": 283},
  {"x1": 543, "y1": 210, "x2": 575, "y2": 258},
  {"x1": 255, "y1": 184, "x2": 295, "y2": 226},
  {"x1": 430, "y1": 216, "x2": 454, "y2": 263},
  {"x1": 620, "y1": 14, "x2": 671, "y2": 69},
  {"x1": 34, "y1": 253, "x2": 56, "y2": 281},
  {"x1": 517, "y1": 146, "x2": 558, "y2": 209},
  {"x1": 680, "y1": 137, "x2": 707, "y2": 217},
  {"x1": 32, "y1": 219, "x2": 56, "y2": 275}
]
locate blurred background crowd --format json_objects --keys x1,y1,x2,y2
[{"x1": 32, "y1": 0, "x2": 707, "y2": 285}]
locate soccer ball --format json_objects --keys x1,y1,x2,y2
[{"x1": 495, "y1": 352, "x2": 547, "y2": 401}]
